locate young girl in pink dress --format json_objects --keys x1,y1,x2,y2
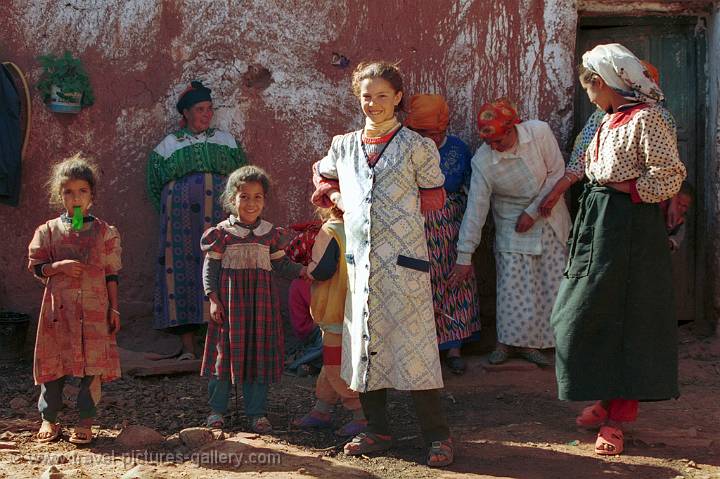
[{"x1": 29, "y1": 154, "x2": 122, "y2": 445}]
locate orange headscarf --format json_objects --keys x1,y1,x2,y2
[
  {"x1": 476, "y1": 98, "x2": 520, "y2": 140},
  {"x1": 640, "y1": 60, "x2": 660, "y2": 85},
  {"x1": 405, "y1": 94, "x2": 450, "y2": 133}
]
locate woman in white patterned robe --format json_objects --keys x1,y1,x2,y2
[
  {"x1": 311, "y1": 61, "x2": 453, "y2": 467},
  {"x1": 317, "y1": 127, "x2": 445, "y2": 393}
]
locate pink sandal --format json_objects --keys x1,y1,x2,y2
[
  {"x1": 595, "y1": 425, "x2": 624, "y2": 455},
  {"x1": 576, "y1": 401, "x2": 608, "y2": 428}
]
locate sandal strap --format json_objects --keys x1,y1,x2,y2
[
  {"x1": 37, "y1": 422, "x2": 61, "y2": 441},
  {"x1": 344, "y1": 431, "x2": 394, "y2": 456},
  {"x1": 577, "y1": 402, "x2": 608, "y2": 426},
  {"x1": 252, "y1": 416, "x2": 272, "y2": 432},
  {"x1": 428, "y1": 438, "x2": 454, "y2": 466},
  {"x1": 348, "y1": 431, "x2": 394, "y2": 447},
  {"x1": 599, "y1": 426, "x2": 623, "y2": 440},
  {"x1": 41, "y1": 421, "x2": 60, "y2": 430},
  {"x1": 68, "y1": 426, "x2": 94, "y2": 445},
  {"x1": 336, "y1": 420, "x2": 367, "y2": 436},
  {"x1": 584, "y1": 402, "x2": 607, "y2": 417},
  {"x1": 350, "y1": 432, "x2": 370, "y2": 444},
  {"x1": 207, "y1": 413, "x2": 224, "y2": 427},
  {"x1": 298, "y1": 411, "x2": 331, "y2": 423},
  {"x1": 430, "y1": 439, "x2": 453, "y2": 453},
  {"x1": 596, "y1": 426, "x2": 624, "y2": 454}
]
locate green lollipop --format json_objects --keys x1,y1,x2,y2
[{"x1": 72, "y1": 206, "x2": 83, "y2": 231}]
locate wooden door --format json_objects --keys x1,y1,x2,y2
[{"x1": 575, "y1": 18, "x2": 706, "y2": 324}]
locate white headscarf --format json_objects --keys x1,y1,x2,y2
[{"x1": 582, "y1": 43, "x2": 664, "y2": 104}]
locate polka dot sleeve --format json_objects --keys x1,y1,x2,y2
[
  {"x1": 565, "y1": 109, "x2": 605, "y2": 180},
  {"x1": 635, "y1": 107, "x2": 687, "y2": 203}
]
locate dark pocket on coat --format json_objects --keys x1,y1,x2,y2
[
  {"x1": 396, "y1": 255, "x2": 431, "y2": 273},
  {"x1": 564, "y1": 226, "x2": 593, "y2": 278}
]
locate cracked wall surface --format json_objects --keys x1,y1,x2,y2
[{"x1": 0, "y1": 0, "x2": 577, "y2": 321}]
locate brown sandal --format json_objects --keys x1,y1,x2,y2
[
  {"x1": 69, "y1": 426, "x2": 93, "y2": 445},
  {"x1": 427, "y1": 438, "x2": 454, "y2": 467},
  {"x1": 36, "y1": 421, "x2": 61, "y2": 443}
]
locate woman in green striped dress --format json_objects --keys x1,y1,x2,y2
[{"x1": 146, "y1": 81, "x2": 246, "y2": 359}]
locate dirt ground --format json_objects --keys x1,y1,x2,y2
[{"x1": 1, "y1": 323, "x2": 719, "y2": 479}]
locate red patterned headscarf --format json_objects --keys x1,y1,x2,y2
[{"x1": 476, "y1": 98, "x2": 520, "y2": 140}]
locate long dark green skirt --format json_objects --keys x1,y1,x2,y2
[{"x1": 551, "y1": 185, "x2": 679, "y2": 401}]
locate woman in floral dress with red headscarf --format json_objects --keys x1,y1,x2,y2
[{"x1": 450, "y1": 99, "x2": 570, "y2": 366}]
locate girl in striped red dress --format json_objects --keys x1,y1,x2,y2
[{"x1": 200, "y1": 165, "x2": 303, "y2": 433}]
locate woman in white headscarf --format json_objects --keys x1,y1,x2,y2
[{"x1": 548, "y1": 44, "x2": 686, "y2": 456}]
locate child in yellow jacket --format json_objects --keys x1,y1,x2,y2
[{"x1": 293, "y1": 205, "x2": 366, "y2": 436}]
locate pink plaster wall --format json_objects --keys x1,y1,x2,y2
[{"x1": 0, "y1": 0, "x2": 577, "y2": 325}]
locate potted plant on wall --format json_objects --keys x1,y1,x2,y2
[{"x1": 36, "y1": 51, "x2": 94, "y2": 114}]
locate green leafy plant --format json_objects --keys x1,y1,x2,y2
[{"x1": 36, "y1": 51, "x2": 95, "y2": 106}]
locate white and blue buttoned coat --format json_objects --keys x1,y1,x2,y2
[{"x1": 318, "y1": 127, "x2": 445, "y2": 392}]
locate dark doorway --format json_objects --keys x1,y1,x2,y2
[{"x1": 574, "y1": 17, "x2": 706, "y2": 326}]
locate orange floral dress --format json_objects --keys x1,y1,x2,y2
[{"x1": 27, "y1": 217, "x2": 122, "y2": 385}]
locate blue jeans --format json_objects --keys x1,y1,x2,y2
[
  {"x1": 287, "y1": 327, "x2": 323, "y2": 371},
  {"x1": 208, "y1": 378, "x2": 268, "y2": 418},
  {"x1": 39, "y1": 376, "x2": 100, "y2": 421}
]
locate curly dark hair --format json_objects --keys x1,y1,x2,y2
[
  {"x1": 46, "y1": 153, "x2": 100, "y2": 209},
  {"x1": 220, "y1": 165, "x2": 271, "y2": 213},
  {"x1": 351, "y1": 60, "x2": 405, "y2": 112}
]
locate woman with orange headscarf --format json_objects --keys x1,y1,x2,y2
[
  {"x1": 406, "y1": 94, "x2": 480, "y2": 375},
  {"x1": 449, "y1": 99, "x2": 571, "y2": 367}
]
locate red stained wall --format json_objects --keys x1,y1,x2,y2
[{"x1": 0, "y1": 0, "x2": 577, "y2": 324}]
